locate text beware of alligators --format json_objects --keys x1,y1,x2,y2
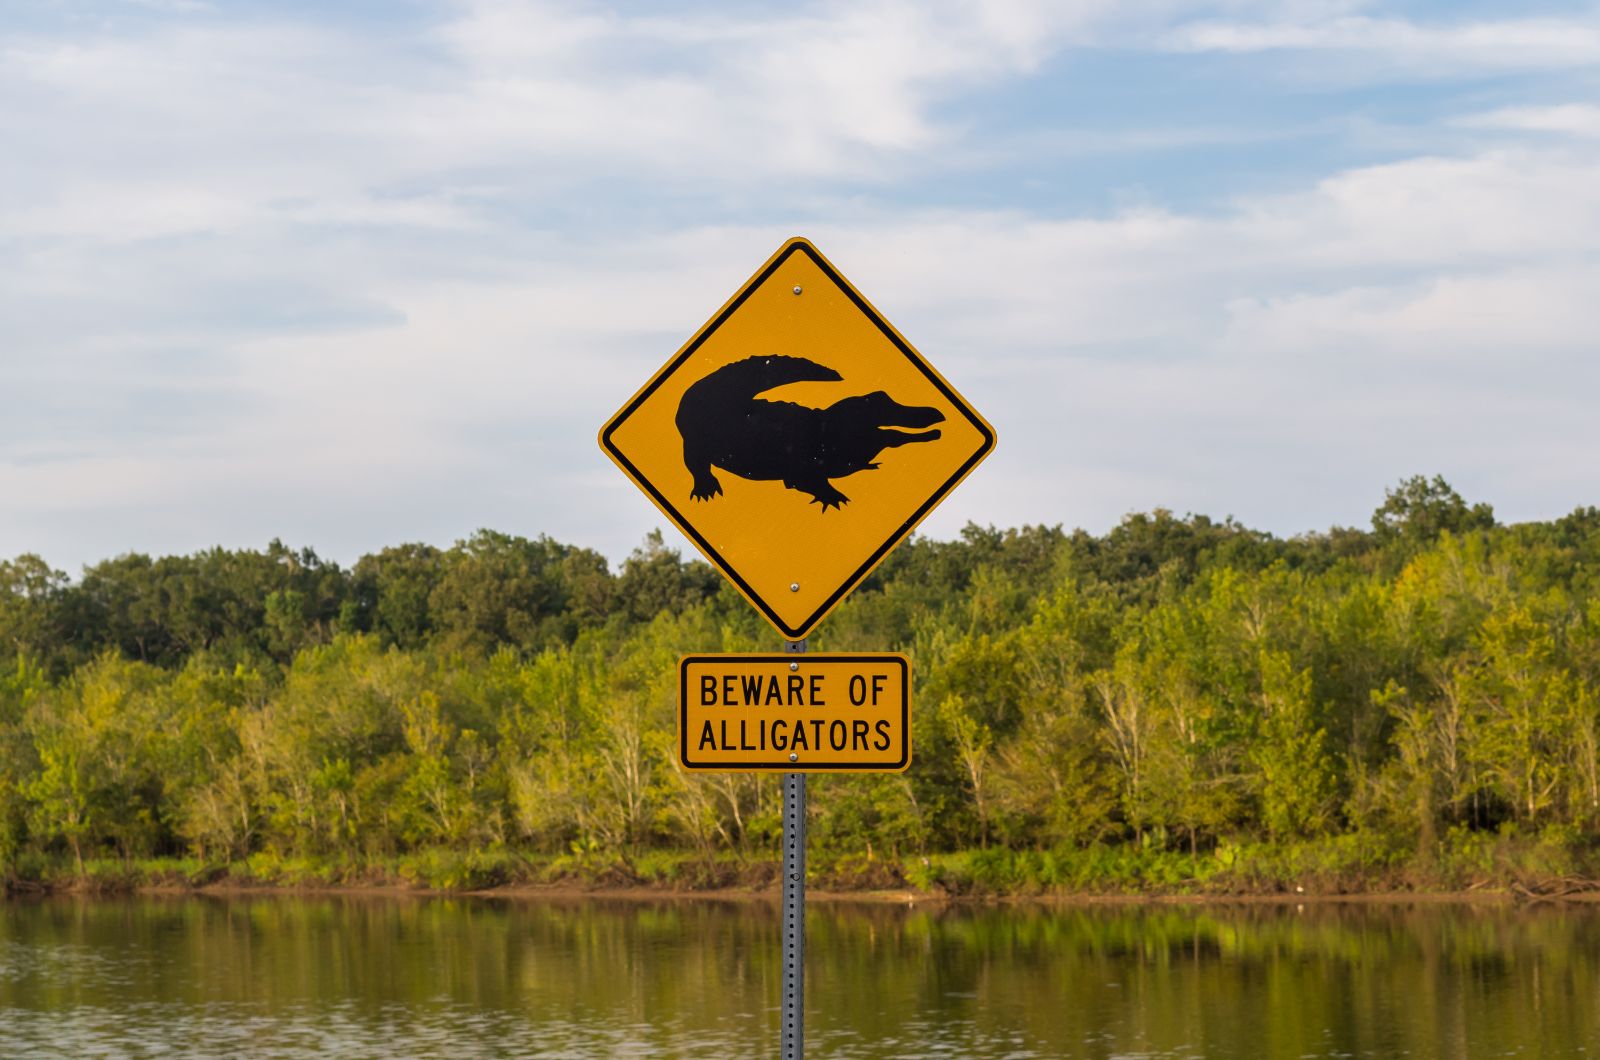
[
  {"x1": 677, "y1": 655, "x2": 910, "y2": 771},
  {"x1": 695, "y1": 671, "x2": 893, "y2": 754}
]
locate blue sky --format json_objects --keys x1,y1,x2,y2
[{"x1": 4, "y1": 0, "x2": 1600, "y2": 572}]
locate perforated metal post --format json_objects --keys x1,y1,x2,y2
[{"x1": 781, "y1": 638, "x2": 807, "y2": 1059}]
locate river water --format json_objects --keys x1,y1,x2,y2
[{"x1": 1, "y1": 894, "x2": 1597, "y2": 1058}]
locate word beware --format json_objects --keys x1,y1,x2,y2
[{"x1": 699, "y1": 671, "x2": 889, "y2": 709}]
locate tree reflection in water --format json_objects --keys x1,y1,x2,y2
[{"x1": 1, "y1": 897, "x2": 1596, "y2": 1058}]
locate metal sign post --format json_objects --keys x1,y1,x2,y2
[
  {"x1": 781, "y1": 770, "x2": 806, "y2": 1058},
  {"x1": 781, "y1": 638, "x2": 807, "y2": 1058}
]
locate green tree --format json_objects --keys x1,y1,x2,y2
[
  {"x1": 615, "y1": 530, "x2": 716, "y2": 623},
  {"x1": 1463, "y1": 605, "x2": 1577, "y2": 824},
  {"x1": 23, "y1": 655, "x2": 169, "y2": 870},
  {"x1": 1372, "y1": 475, "x2": 1495, "y2": 555},
  {"x1": 1253, "y1": 651, "x2": 1337, "y2": 840}
]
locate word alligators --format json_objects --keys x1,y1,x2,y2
[{"x1": 697, "y1": 716, "x2": 892, "y2": 755}]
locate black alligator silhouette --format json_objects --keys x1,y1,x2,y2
[{"x1": 675, "y1": 355, "x2": 944, "y2": 511}]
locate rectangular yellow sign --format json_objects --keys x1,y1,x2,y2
[{"x1": 678, "y1": 654, "x2": 910, "y2": 772}]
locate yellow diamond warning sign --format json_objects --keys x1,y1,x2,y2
[
  {"x1": 599, "y1": 237, "x2": 995, "y2": 640},
  {"x1": 679, "y1": 654, "x2": 909, "y2": 772}
]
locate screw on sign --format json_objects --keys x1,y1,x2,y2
[{"x1": 598, "y1": 237, "x2": 994, "y2": 1058}]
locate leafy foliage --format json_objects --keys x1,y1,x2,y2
[{"x1": 7, "y1": 478, "x2": 1600, "y2": 889}]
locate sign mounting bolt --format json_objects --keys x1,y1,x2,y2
[
  {"x1": 789, "y1": 752, "x2": 799, "y2": 762},
  {"x1": 789, "y1": 661, "x2": 799, "y2": 671},
  {"x1": 792, "y1": 285, "x2": 802, "y2": 295},
  {"x1": 790, "y1": 582, "x2": 800, "y2": 592}
]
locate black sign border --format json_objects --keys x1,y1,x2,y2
[
  {"x1": 678, "y1": 653, "x2": 910, "y2": 772},
  {"x1": 601, "y1": 240, "x2": 996, "y2": 640}
]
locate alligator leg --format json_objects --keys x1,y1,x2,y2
[
  {"x1": 684, "y1": 444, "x2": 723, "y2": 501},
  {"x1": 786, "y1": 477, "x2": 850, "y2": 511}
]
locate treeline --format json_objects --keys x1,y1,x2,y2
[
  {"x1": 4, "y1": 476, "x2": 1600, "y2": 890},
  {"x1": 0, "y1": 529, "x2": 720, "y2": 673}
]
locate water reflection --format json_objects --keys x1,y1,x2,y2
[{"x1": 2, "y1": 896, "x2": 1598, "y2": 1058}]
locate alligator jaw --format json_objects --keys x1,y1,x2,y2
[
  {"x1": 879, "y1": 405, "x2": 945, "y2": 437},
  {"x1": 879, "y1": 426, "x2": 943, "y2": 445}
]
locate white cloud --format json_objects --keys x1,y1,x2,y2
[
  {"x1": 1221, "y1": 265, "x2": 1600, "y2": 359},
  {"x1": 1165, "y1": 13, "x2": 1600, "y2": 75},
  {"x1": 5, "y1": 1, "x2": 1600, "y2": 569},
  {"x1": 1245, "y1": 150, "x2": 1600, "y2": 268},
  {"x1": 0, "y1": 0, "x2": 1127, "y2": 260},
  {"x1": 424, "y1": 0, "x2": 1137, "y2": 179},
  {"x1": 1458, "y1": 104, "x2": 1600, "y2": 139},
  {"x1": 11, "y1": 136, "x2": 1600, "y2": 561},
  {"x1": 34, "y1": 134, "x2": 1594, "y2": 564}
]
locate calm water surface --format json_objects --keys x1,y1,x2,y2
[{"x1": 1, "y1": 894, "x2": 1598, "y2": 1058}]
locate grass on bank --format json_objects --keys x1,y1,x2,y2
[{"x1": 6, "y1": 826, "x2": 1600, "y2": 899}]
